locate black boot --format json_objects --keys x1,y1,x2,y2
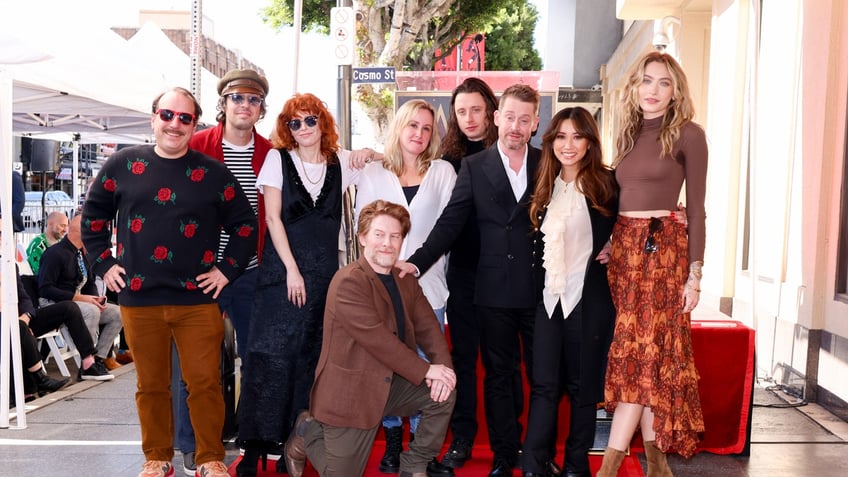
[
  {"x1": 31, "y1": 367, "x2": 69, "y2": 395},
  {"x1": 236, "y1": 440, "x2": 270, "y2": 477},
  {"x1": 379, "y1": 426, "x2": 404, "y2": 473}
]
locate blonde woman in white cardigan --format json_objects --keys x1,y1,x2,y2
[{"x1": 354, "y1": 99, "x2": 457, "y2": 475}]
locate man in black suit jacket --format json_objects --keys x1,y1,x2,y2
[{"x1": 398, "y1": 84, "x2": 542, "y2": 477}]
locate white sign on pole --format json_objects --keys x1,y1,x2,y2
[{"x1": 330, "y1": 7, "x2": 355, "y2": 66}]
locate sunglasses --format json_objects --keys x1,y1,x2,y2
[
  {"x1": 228, "y1": 93, "x2": 264, "y2": 106},
  {"x1": 644, "y1": 217, "x2": 663, "y2": 254},
  {"x1": 287, "y1": 115, "x2": 319, "y2": 131},
  {"x1": 157, "y1": 109, "x2": 196, "y2": 125}
]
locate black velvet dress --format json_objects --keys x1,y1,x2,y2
[{"x1": 237, "y1": 149, "x2": 342, "y2": 447}]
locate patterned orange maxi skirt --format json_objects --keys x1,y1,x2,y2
[{"x1": 604, "y1": 215, "x2": 704, "y2": 458}]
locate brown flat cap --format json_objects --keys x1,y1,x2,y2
[{"x1": 218, "y1": 69, "x2": 269, "y2": 97}]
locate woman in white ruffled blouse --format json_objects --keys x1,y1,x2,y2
[{"x1": 521, "y1": 107, "x2": 619, "y2": 477}]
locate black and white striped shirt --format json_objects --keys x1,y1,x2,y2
[{"x1": 219, "y1": 137, "x2": 259, "y2": 270}]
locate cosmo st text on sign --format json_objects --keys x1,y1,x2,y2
[{"x1": 352, "y1": 67, "x2": 397, "y2": 84}]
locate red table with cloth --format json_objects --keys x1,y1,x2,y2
[{"x1": 689, "y1": 319, "x2": 756, "y2": 454}]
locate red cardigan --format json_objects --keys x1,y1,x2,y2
[{"x1": 190, "y1": 122, "x2": 273, "y2": 260}]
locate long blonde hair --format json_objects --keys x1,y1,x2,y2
[
  {"x1": 613, "y1": 51, "x2": 696, "y2": 167},
  {"x1": 382, "y1": 100, "x2": 441, "y2": 176}
]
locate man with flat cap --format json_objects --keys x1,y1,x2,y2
[{"x1": 167, "y1": 69, "x2": 273, "y2": 475}]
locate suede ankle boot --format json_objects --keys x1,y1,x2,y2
[
  {"x1": 644, "y1": 440, "x2": 674, "y2": 477},
  {"x1": 596, "y1": 447, "x2": 625, "y2": 477}
]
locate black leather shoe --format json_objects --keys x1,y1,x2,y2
[
  {"x1": 523, "y1": 473, "x2": 548, "y2": 477},
  {"x1": 426, "y1": 458, "x2": 455, "y2": 477},
  {"x1": 440, "y1": 438, "x2": 473, "y2": 468},
  {"x1": 487, "y1": 458, "x2": 514, "y2": 477},
  {"x1": 563, "y1": 471, "x2": 590, "y2": 477}
]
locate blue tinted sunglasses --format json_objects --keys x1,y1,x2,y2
[
  {"x1": 228, "y1": 93, "x2": 264, "y2": 106},
  {"x1": 287, "y1": 115, "x2": 319, "y2": 131}
]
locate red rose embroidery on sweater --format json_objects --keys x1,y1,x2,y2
[
  {"x1": 180, "y1": 220, "x2": 198, "y2": 238},
  {"x1": 130, "y1": 275, "x2": 144, "y2": 291},
  {"x1": 155, "y1": 188, "x2": 176, "y2": 205},
  {"x1": 187, "y1": 166, "x2": 207, "y2": 182},
  {"x1": 201, "y1": 250, "x2": 215, "y2": 265},
  {"x1": 151, "y1": 245, "x2": 173, "y2": 263},
  {"x1": 219, "y1": 183, "x2": 237, "y2": 202},
  {"x1": 102, "y1": 177, "x2": 116, "y2": 192},
  {"x1": 89, "y1": 219, "x2": 106, "y2": 232},
  {"x1": 129, "y1": 216, "x2": 145, "y2": 233},
  {"x1": 237, "y1": 225, "x2": 252, "y2": 237},
  {"x1": 129, "y1": 160, "x2": 148, "y2": 175}
]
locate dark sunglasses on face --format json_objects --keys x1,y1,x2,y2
[
  {"x1": 287, "y1": 115, "x2": 319, "y2": 131},
  {"x1": 644, "y1": 217, "x2": 663, "y2": 254},
  {"x1": 228, "y1": 93, "x2": 264, "y2": 106},
  {"x1": 157, "y1": 109, "x2": 196, "y2": 125}
]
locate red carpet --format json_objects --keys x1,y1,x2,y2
[
  {"x1": 227, "y1": 447, "x2": 645, "y2": 476},
  {"x1": 227, "y1": 324, "x2": 650, "y2": 476}
]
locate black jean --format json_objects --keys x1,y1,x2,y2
[
  {"x1": 445, "y1": 265, "x2": 480, "y2": 442},
  {"x1": 523, "y1": 302, "x2": 596, "y2": 474},
  {"x1": 478, "y1": 304, "x2": 535, "y2": 462}
]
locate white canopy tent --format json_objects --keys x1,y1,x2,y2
[{"x1": 0, "y1": 27, "x2": 166, "y2": 427}]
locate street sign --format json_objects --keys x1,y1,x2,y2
[
  {"x1": 330, "y1": 7, "x2": 355, "y2": 66},
  {"x1": 352, "y1": 67, "x2": 397, "y2": 84}
]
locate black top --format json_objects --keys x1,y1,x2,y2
[
  {"x1": 38, "y1": 236, "x2": 98, "y2": 302},
  {"x1": 377, "y1": 272, "x2": 405, "y2": 342}
]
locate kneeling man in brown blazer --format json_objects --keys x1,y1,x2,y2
[{"x1": 283, "y1": 200, "x2": 457, "y2": 477}]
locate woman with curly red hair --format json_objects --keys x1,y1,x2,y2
[{"x1": 236, "y1": 93, "x2": 374, "y2": 476}]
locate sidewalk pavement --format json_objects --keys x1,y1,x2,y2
[
  {"x1": 2, "y1": 358, "x2": 848, "y2": 476},
  {"x1": 1, "y1": 364, "x2": 241, "y2": 477}
]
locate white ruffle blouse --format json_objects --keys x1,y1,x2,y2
[{"x1": 540, "y1": 176, "x2": 592, "y2": 318}]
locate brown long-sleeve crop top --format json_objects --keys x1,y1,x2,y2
[{"x1": 615, "y1": 116, "x2": 708, "y2": 262}]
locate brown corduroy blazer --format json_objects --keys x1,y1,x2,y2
[{"x1": 308, "y1": 256, "x2": 452, "y2": 429}]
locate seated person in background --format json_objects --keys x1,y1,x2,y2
[
  {"x1": 37, "y1": 214, "x2": 123, "y2": 372},
  {"x1": 1, "y1": 215, "x2": 110, "y2": 383},
  {"x1": 287, "y1": 200, "x2": 457, "y2": 477},
  {"x1": 26, "y1": 211, "x2": 68, "y2": 275},
  {"x1": 4, "y1": 318, "x2": 69, "y2": 402}
]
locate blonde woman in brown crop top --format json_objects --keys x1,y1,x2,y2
[{"x1": 597, "y1": 51, "x2": 708, "y2": 477}]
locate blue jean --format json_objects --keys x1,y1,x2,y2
[
  {"x1": 173, "y1": 267, "x2": 258, "y2": 453},
  {"x1": 383, "y1": 307, "x2": 445, "y2": 433}
]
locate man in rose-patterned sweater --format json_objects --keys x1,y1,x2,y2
[{"x1": 81, "y1": 87, "x2": 257, "y2": 477}]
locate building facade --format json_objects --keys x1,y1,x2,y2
[{"x1": 600, "y1": 0, "x2": 848, "y2": 419}]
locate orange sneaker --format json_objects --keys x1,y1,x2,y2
[
  {"x1": 195, "y1": 460, "x2": 229, "y2": 477},
  {"x1": 138, "y1": 460, "x2": 175, "y2": 477}
]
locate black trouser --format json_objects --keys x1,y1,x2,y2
[
  {"x1": 478, "y1": 304, "x2": 535, "y2": 463},
  {"x1": 2, "y1": 320, "x2": 44, "y2": 395},
  {"x1": 445, "y1": 265, "x2": 480, "y2": 442},
  {"x1": 28, "y1": 301, "x2": 97, "y2": 359},
  {"x1": 523, "y1": 302, "x2": 596, "y2": 474}
]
